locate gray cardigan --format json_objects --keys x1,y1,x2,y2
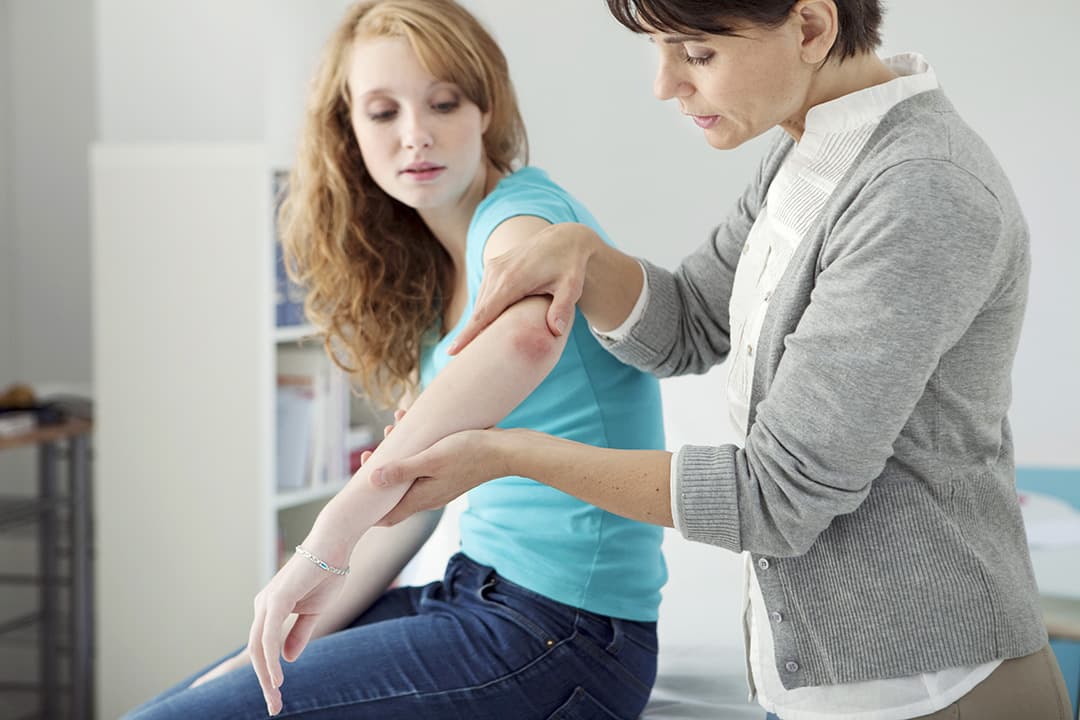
[{"x1": 600, "y1": 89, "x2": 1045, "y2": 689}]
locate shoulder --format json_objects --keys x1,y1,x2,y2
[
  {"x1": 474, "y1": 167, "x2": 580, "y2": 228},
  {"x1": 470, "y1": 167, "x2": 584, "y2": 264}
]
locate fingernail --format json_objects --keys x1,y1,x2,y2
[
  {"x1": 373, "y1": 469, "x2": 386, "y2": 487},
  {"x1": 555, "y1": 318, "x2": 566, "y2": 334},
  {"x1": 447, "y1": 341, "x2": 458, "y2": 354}
]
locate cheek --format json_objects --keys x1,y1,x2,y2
[{"x1": 353, "y1": 127, "x2": 394, "y2": 174}]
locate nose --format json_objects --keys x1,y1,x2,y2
[
  {"x1": 401, "y1": 109, "x2": 433, "y2": 150},
  {"x1": 653, "y1": 56, "x2": 693, "y2": 101}
]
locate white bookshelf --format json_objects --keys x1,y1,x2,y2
[
  {"x1": 274, "y1": 478, "x2": 352, "y2": 511},
  {"x1": 274, "y1": 323, "x2": 318, "y2": 344},
  {"x1": 91, "y1": 143, "x2": 371, "y2": 713}
]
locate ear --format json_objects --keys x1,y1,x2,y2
[
  {"x1": 481, "y1": 109, "x2": 493, "y2": 134},
  {"x1": 793, "y1": 0, "x2": 838, "y2": 65}
]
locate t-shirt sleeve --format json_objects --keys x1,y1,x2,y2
[{"x1": 466, "y1": 180, "x2": 579, "y2": 281}]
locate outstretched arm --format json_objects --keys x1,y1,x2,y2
[{"x1": 250, "y1": 216, "x2": 574, "y2": 716}]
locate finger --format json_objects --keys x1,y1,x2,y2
[
  {"x1": 371, "y1": 456, "x2": 420, "y2": 489},
  {"x1": 447, "y1": 295, "x2": 501, "y2": 355},
  {"x1": 283, "y1": 613, "x2": 320, "y2": 663},
  {"x1": 262, "y1": 599, "x2": 289, "y2": 696},
  {"x1": 360, "y1": 450, "x2": 373, "y2": 466},
  {"x1": 377, "y1": 478, "x2": 436, "y2": 527},
  {"x1": 394, "y1": 409, "x2": 406, "y2": 422},
  {"x1": 377, "y1": 489, "x2": 417, "y2": 527},
  {"x1": 383, "y1": 423, "x2": 394, "y2": 438},
  {"x1": 248, "y1": 603, "x2": 277, "y2": 715},
  {"x1": 548, "y1": 280, "x2": 583, "y2": 338}
]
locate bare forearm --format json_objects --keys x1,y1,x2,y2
[
  {"x1": 571, "y1": 225, "x2": 647, "y2": 333},
  {"x1": 311, "y1": 297, "x2": 568, "y2": 555},
  {"x1": 309, "y1": 509, "x2": 441, "y2": 638},
  {"x1": 494, "y1": 429, "x2": 673, "y2": 527}
]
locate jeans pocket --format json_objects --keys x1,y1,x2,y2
[
  {"x1": 477, "y1": 576, "x2": 567, "y2": 645},
  {"x1": 546, "y1": 687, "x2": 624, "y2": 720}
]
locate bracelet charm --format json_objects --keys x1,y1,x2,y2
[{"x1": 294, "y1": 545, "x2": 350, "y2": 576}]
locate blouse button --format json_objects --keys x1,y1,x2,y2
[
  {"x1": 770, "y1": 611, "x2": 783, "y2": 624},
  {"x1": 785, "y1": 661, "x2": 800, "y2": 673},
  {"x1": 757, "y1": 558, "x2": 770, "y2": 571}
]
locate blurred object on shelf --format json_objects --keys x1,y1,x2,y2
[
  {"x1": 0, "y1": 382, "x2": 93, "y2": 436},
  {"x1": 0, "y1": 382, "x2": 37, "y2": 408}
]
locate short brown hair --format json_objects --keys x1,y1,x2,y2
[{"x1": 606, "y1": 0, "x2": 883, "y2": 61}]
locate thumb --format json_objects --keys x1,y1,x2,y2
[
  {"x1": 548, "y1": 288, "x2": 577, "y2": 337},
  {"x1": 372, "y1": 456, "x2": 423, "y2": 489}
]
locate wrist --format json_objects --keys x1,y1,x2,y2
[
  {"x1": 489, "y1": 427, "x2": 535, "y2": 480},
  {"x1": 304, "y1": 507, "x2": 361, "y2": 567}
]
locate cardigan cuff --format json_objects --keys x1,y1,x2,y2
[
  {"x1": 592, "y1": 260, "x2": 681, "y2": 370},
  {"x1": 676, "y1": 444, "x2": 741, "y2": 553}
]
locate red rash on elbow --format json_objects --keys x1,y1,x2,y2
[{"x1": 509, "y1": 322, "x2": 560, "y2": 366}]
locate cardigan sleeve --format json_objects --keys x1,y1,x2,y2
[
  {"x1": 594, "y1": 132, "x2": 791, "y2": 376},
  {"x1": 676, "y1": 158, "x2": 1016, "y2": 555}
]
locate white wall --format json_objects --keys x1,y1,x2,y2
[
  {"x1": 6, "y1": 0, "x2": 96, "y2": 387},
  {"x1": 0, "y1": 2, "x2": 15, "y2": 383},
  {"x1": 96, "y1": 0, "x2": 348, "y2": 163},
  {"x1": 95, "y1": 0, "x2": 264, "y2": 144}
]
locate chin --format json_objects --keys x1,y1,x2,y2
[
  {"x1": 391, "y1": 186, "x2": 447, "y2": 211},
  {"x1": 704, "y1": 134, "x2": 743, "y2": 151},
  {"x1": 704, "y1": 122, "x2": 762, "y2": 151}
]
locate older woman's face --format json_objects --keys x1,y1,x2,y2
[{"x1": 649, "y1": 18, "x2": 813, "y2": 149}]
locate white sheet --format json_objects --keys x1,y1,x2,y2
[{"x1": 642, "y1": 643, "x2": 761, "y2": 719}]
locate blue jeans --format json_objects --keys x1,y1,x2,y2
[{"x1": 124, "y1": 553, "x2": 657, "y2": 719}]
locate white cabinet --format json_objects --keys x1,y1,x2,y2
[{"x1": 91, "y1": 144, "x2": 368, "y2": 717}]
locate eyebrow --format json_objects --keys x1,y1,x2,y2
[
  {"x1": 356, "y1": 80, "x2": 456, "y2": 101},
  {"x1": 661, "y1": 34, "x2": 708, "y2": 44}
]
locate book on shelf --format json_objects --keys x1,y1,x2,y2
[
  {"x1": 275, "y1": 376, "x2": 314, "y2": 491},
  {"x1": 273, "y1": 169, "x2": 308, "y2": 328},
  {"x1": 276, "y1": 346, "x2": 350, "y2": 491}
]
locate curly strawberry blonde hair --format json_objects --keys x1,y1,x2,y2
[{"x1": 279, "y1": 0, "x2": 528, "y2": 408}]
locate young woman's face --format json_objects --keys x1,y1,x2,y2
[
  {"x1": 650, "y1": 18, "x2": 811, "y2": 149},
  {"x1": 347, "y1": 36, "x2": 490, "y2": 211}
]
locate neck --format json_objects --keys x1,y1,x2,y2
[
  {"x1": 781, "y1": 52, "x2": 898, "y2": 142},
  {"x1": 418, "y1": 162, "x2": 502, "y2": 270}
]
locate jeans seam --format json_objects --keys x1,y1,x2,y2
[
  {"x1": 573, "y1": 633, "x2": 655, "y2": 696},
  {"x1": 477, "y1": 579, "x2": 556, "y2": 643},
  {"x1": 276, "y1": 631, "x2": 579, "y2": 718}
]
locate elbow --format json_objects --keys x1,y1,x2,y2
[
  {"x1": 502, "y1": 297, "x2": 570, "y2": 370},
  {"x1": 508, "y1": 319, "x2": 562, "y2": 369}
]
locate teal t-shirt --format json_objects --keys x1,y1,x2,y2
[{"x1": 419, "y1": 167, "x2": 667, "y2": 621}]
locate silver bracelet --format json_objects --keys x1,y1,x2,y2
[{"x1": 294, "y1": 545, "x2": 350, "y2": 576}]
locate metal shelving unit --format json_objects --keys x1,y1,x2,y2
[{"x1": 0, "y1": 420, "x2": 94, "y2": 720}]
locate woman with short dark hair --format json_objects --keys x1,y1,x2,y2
[{"x1": 375, "y1": 1, "x2": 1072, "y2": 717}]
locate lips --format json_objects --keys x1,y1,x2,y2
[
  {"x1": 402, "y1": 162, "x2": 444, "y2": 174},
  {"x1": 690, "y1": 114, "x2": 721, "y2": 130},
  {"x1": 400, "y1": 162, "x2": 446, "y2": 183}
]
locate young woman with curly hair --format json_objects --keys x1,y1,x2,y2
[{"x1": 124, "y1": 1, "x2": 666, "y2": 718}]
